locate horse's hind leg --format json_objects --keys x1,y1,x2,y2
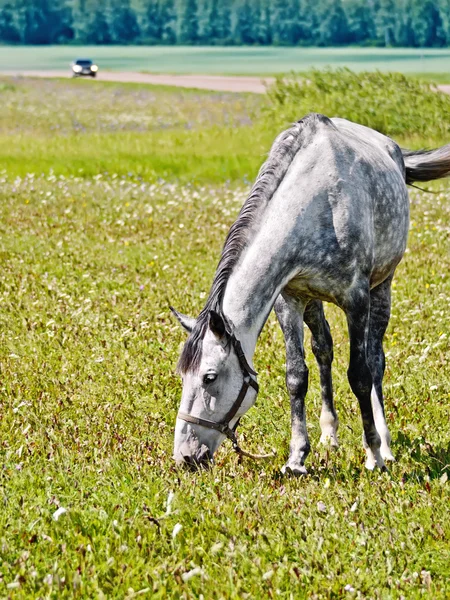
[
  {"x1": 344, "y1": 284, "x2": 384, "y2": 470},
  {"x1": 304, "y1": 300, "x2": 338, "y2": 447},
  {"x1": 275, "y1": 294, "x2": 310, "y2": 476},
  {"x1": 367, "y1": 276, "x2": 395, "y2": 462}
]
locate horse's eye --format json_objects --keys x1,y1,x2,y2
[{"x1": 203, "y1": 373, "x2": 217, "y2": 385}]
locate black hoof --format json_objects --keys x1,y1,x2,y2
[{"x1": 281, "y1": 464, "x2": 308, "y2": 477}]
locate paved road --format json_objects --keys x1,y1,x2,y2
[
  {"x1": 0, "y1": 70, "x2": 274, "y2": 93},
  {"x1": 1, "y1": 70, "x2": 449, "y2": 95}
]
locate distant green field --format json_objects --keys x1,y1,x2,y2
[{"x1": 3, "y1": 45, "x2": 450, "y2": 78}]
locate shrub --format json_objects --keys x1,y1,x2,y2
[{"x1": 266, "y1": 68, "x2": 450, "y2": 139}]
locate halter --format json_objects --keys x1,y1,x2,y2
[{"x1": 177, "y1": 335, "x2": 274, "y2": 460}]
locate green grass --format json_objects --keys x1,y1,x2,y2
[
  {"x1": 4, "y1": 45, "x2": 450, "y2": 81},
  {"x1": 266, "y1": 70, "x2": 450, "y2": 139},
  {"x1": 0, "y1": 172, "x2": 449, "y2": 599},
  {"x1": 0, "y1": 76, "x2": 267, "y2": 182},
  {"x1": 0, "y1": 73, "x2": 449, "y2": 598}
]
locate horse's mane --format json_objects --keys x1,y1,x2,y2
[{"x1": 178, "y1": 113, "x2": 326, "y2": 373}]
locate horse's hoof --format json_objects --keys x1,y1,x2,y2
[
  {"x1": 381, "y1": 447, "x2": 395, "y2": 462},
  {"x1": 281, "y1": 463, "x2": 308, "y2": 477},
  {"x1": 365, "y1": 457, "x2": 376, "y2": 471},
  {"x1": 365, "y1": 453, "x2": 387, "y2": 471},
  {"x1": 319, "y1": 433, "x2": 339, "y2": 448}
]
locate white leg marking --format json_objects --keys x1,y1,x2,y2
[
  {"x1": 363, "y1": 433, "x2": 386, "y2": 470},
  {"x1": 371, "y1": 386, "x2": 395, "y2": 462},
  {"x1": 319, "y1": 409, "x2": 339, "y2": 448},
  {"x1": 282, "y1": 416, "x2": 309, "y2": 476}
]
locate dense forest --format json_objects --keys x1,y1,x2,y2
[{"x1": 0, "y1": 0, "x2": 449, "y2": 48}]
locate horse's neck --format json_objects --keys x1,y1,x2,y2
[
  {"x1": 221, "y1": 142, "x2": 311, "y2": 361},
  {"x1": 222, "y1": 242, "x2": 287, "y2": 364}
]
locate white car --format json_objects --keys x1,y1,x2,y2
[{"x1": 71, "y1": 59, "x2": 98, "y2": 78}]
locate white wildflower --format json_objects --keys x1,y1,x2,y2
[
  {"x1": 172, "y1": 523, "x2": 182, "y2": 539},
  {"x1": 181, "y1": 567, "x2": 204, "y2": 582},
  {"x1": 166, "y1": 491, "x2": 175, "y2": 515},
  {"x1": 7, "y1": 582, "x2": 20, "y2": 590},
  {"x1": 52, "y1": 507, "x2": 67, "y2": 521}
]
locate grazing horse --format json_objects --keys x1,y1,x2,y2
[{"x1": 171, "y1": 113, "x2": 450, "y2": 474}]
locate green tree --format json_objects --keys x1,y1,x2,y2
[
  {"x1": 317, "y1": 0, "x2": 349, "y2": 45},
  {"x1": 20, "y1": 0, "x2": 73, "y2": 44},
  {"x1": 55, "y1": 0, "x2": 73, "y2": 42},
  {"x1": 207, "y1": 0, "x2": 231, "y2": 42},
  {"x1": 250, "y1": 0, "x2": 264, "y2": 45},
  {"x1": 160, "y1": 0, "x2": 177, "y2": 43},
  {"x1": 257, "y1": 0, "x2": 272, "y2": 44},
  {"x1": 0, "y1": 3, "x2": 20, "y2": 42},
  {"x1": 84, "y1": 8, "x2": 112, "y2": 44},
  {"x1": 272, "y1": 0, "x2": 308, "y2": 45},
  {"x1": 394, "y1": 1, "x2": 415, "y2": 47},
  {"x1": 272, "y1": 0, "x2": 292, "y2": 45},
  {"x1": 345, "y1": 0, "x2": 376, "y2": 43},
  {"x1": 234, "y1": 0, "x2": 255, "y2": 44},
  {"x1": 437, "y1": 0, "x2": 450, "y2": 45},
  {"x1": 375, "y1": 0, "x2": 396, "y2": 45},
  {"x1": 411, "y1": 0, "x2": 445, "y2": 47},
  {"x1": 299, "y1": 0, "x2": 321, "y2": 44},
  {"x1": 178, "y1": 0, "x2": 198, "y2": 44},
  {"x1": 144, "y1": 0, "x2": 162, "y2": 42},
  {"x1": 110, "y1": 0, "x2": 140, "y2": 43},
  {"x1": 3, "y1": 0, "x2": 450, "y2": 48}
]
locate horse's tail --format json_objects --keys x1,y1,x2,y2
[{"x1": 402, "y1": 145, "x2": 450, "y2": 185}]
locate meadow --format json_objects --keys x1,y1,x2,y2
[
  {"x1": 4, "y1": 45, "x2": 450, "y2": 81},
  {"x1": 0, "y1": 74, "x2": 449, "y2": 598}
]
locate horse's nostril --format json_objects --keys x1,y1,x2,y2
[
  {"x1": 195, "y1": 445, "x2": 212, "y2": 469},
  {"x1": 196, "y1": 444, "x2": 212, "y2": 464},
  {"x1": 180, "y1": 445, "x2": 212, "y2": 471},
  {"x1": 181, "y1": 455, "x2": 198, "y2": 472}
]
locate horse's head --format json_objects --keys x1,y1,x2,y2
[{"x1": 171, "y1": 308, "x2": 258, "y2": 469}]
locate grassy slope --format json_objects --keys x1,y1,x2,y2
[
  {"x1": 0, "y1": 76, "x2": 448, "y2": 183},
  {"x1": 0, "y1": 76, "x2": 449, "y2": 598},
  {"x1": 0, "y1": 77, "x2": 272, "y2": 183}
]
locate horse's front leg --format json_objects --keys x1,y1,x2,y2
[{"x1": 275, "y1": 295, "x2": 310, "y2": 476}]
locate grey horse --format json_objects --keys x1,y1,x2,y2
[{"x1": 171, "y1": 113, "x2": 450, "y2": 474}]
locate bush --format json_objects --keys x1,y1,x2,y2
[{"x1": 266, "y1": 68, "x2": 450, "y2": 139}]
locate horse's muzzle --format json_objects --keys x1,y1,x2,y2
[{"x1": 176, "y1": 441, "x2": 213, "y2": 471}]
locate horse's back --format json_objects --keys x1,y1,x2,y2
[
  {"x1": 263, "y1": 115, "x2": 410, "y2": 301},
  {"x1": 331, "y1": 117, "x2": 405, "y2": 177},
  {"x1": 329, "y1": 118, "x2": 410, "y2": 286}
]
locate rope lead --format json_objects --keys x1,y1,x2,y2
[{"x1": 232, "y1": 438, "x2": 277, "y2": 460}]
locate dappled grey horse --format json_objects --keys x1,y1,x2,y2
[{"x1": 171, "y1": 113, "x2": 450, "y2": 474}]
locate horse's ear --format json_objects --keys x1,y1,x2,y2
[
  {"x1": 208, "y1": 310, "x2": 226, "y2": 340},
  {"x1": 170, "y1": 306, "x2": 196, "y2": 333}
]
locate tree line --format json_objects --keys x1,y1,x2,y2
[{"x1": 1, "y1": 0, "x2": 449, "y2": 47}]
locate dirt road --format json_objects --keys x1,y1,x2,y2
[
  {"x1": 0, "y1": 70, "x2": 274, "y2": 93},
  {"x1": 1, "y1": 70, "x2": 449, "y2": 95}
]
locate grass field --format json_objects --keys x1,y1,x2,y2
[
  {"x1": 0, "y1": 76, "x2": 449, "y2": 598},
  {"x1": 4, "y1": 45, "x2": 450, "y2": 81},
  {"x1": 0, "y1": 77, "x2": 267, "y2": 182},
  {"x1": 1, "y1": 74, "x2": 449, "y2": 183}
]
